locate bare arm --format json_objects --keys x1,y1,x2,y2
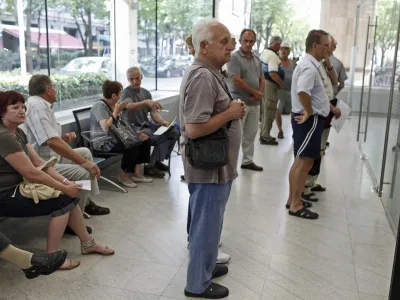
[
  {"x1": 338, "y1": 82, "x2": 345, "y2": 92},
  {"x1": 231, "y1": 74, "x2": 262, "y2": 97},
  {"x1": 46, "y1": 137, "x2": 86, "y2": 165},
  {"x1": 151, "y1": 111, "x2": 168, "y2": 126},
  {"x1": 327, "y1": 68, "x2": 338, "y2": 86},
  {"x1": 298, "y1": 92, "x2": 313, "y2": 115},
  {"x1": 5, "y1": 151, "x2": 73, "y2": 194},
  {"x1": 259, "y1": 76, "x2": 265, "y2": 94},
  {"x1": 270, "y1": 73, "x2": 284, "y2": 87},
  {"x1": 126, "y1": 101, "x2": 151, "y2": 112}
]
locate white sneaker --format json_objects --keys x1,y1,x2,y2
[{"x1": 216, "y1": 250, "x2": 231, "y2": 264}]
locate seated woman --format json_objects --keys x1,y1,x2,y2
[
  {"x1": 90, "y1": 80, "x2": 151, "y2": 188},
  {"x1": 0, "y1": 91, "x2": 114, "y2": 271},
  {"x1": 0, "y1": 231, "x2": 67, "y2": 279}
]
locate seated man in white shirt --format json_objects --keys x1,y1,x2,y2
[{"x1": 24, "y1": 75, "x2": 109, "y2": 235}]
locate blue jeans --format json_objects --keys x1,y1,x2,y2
[{"x1": 186, "y1": 181, "x2": 233, "y2": 293}]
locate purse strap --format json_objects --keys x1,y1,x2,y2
[
  {"x1": 100, "y1": 99, "x2": 118, "y2": 122},
  {"x1": 191, "y1": 66, "x2": 233, "y2": 129}
]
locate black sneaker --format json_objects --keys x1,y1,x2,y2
[
  {"x1": 144, "y1": 166, "x2": 165, "y2": 178},
  {"x1": 260, "y1": 138, "x2": 278, "y2": 145},
  {"x1": 184, "y1": 282, "x2": 229, "y2": 299},
  {"x1": 212, "y1": 264, "x2": 228, "y2": 279},
  {"x1": 155, "y1": 161, "x2": 169, "y2": 172},
  {"x1": 85, "y1": 200, "x2": 110, "y2": 216},
  {"x1": 22, "y1": 250, "x2": 68, "y2": 279}
]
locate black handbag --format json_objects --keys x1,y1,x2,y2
[
  {"x1": 101, "y1": 100, "x2": 142, "y2": 149},
  {"x1": 185, "y1": 67, "x2": 232, "y2": 170}
]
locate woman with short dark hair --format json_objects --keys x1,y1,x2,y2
[
  {"x1": 90, "y1": 80, "x2": 151, "y2": 188},
  {"x1": 0, "y1": 91, "x2": 115, "y2": 271}
]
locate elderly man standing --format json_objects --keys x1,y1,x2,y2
[
  {"x1": 24, "y1": 75, "x2": 109, "y2": 234},
  {"x1": 180, "y1": 19, "x2": 245, "y2": 298},
  {"x1": 287, "y1": 30, "x2": 331, "y2": 220},
  {"x1": 259, "y1": 36, "x2": 284, "y2": 145},
  {"x1": 121, "y1": 67, "x2": 180, "y2": 179},
  {"x1": 227, "y1": 28, "x2": 264, "y2": 172}
]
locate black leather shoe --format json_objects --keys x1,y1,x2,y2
[
  {"x1": 155, "y1": 161, "x2": 169, "y2": 172},
  {"x1": 184, "y1": 282, "x2": 229, "y2": 299},
  {"x1": 212, "y1": 264, "x2": 228, "y2": 279},
  {"x1": 22, "y1": 250, "x2": 68, "y2": 279},
  {"x1": 64, "y1": 225, "x2": 92, "y2": 236},
  {"x1": 85, "y1": 200, "x2": 110, "y2": 216},
  {"x1": 241, "y1": 162, "x2": 263, "y2": 171}
]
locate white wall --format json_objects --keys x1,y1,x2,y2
[{"x1": 215, "y1": 0, "x2": 247, "y2": 38}]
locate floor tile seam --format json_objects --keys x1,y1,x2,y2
[
  {"x1": 160, "y1": 263, "x2": 182, "y2": 297},
  {"x1": 354, "y1": 264, "x2": 392, "y2": 279},
  {"x1": 278, "y1": 236, "x2": 353, "y2": 261},
  {"x1": 269, "y1": 265, "x2": 358, "y2": 294}
]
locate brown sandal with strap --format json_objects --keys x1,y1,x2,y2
[
  {"x1": 58, "y1": 259, "x2": 80, "y2": 271},
  {"x1": 81, "y1": 237, "x2": 115, "y2": 256}
]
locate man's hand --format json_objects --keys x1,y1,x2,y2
[
  {"x1": 278, "y1": 82, "x2": 284, "y2": 89},
  {"x1": 62, "y1": 132, "x2": 76, "y2": 144},
  {"x1": 249, "y1": 96, "x2": 258, "y2": 103},
  {"x1": 331, "y1": 107, "x2": 341, "y2": 119},
  {"x1": 145, "y1": 100, "x2": 163, "y2": 111},
  {"x1": 161, "y1": 121, "x2": 169, "y2": 127},
  {"x1": 253, "y1": 90, "x2": 263, "y2": 100},
  {"x1": 137, "y1": 130, "x2": 149, "y2": 141},
  {"x1": 325, "y1": 55, "x2": 333, "y2": 69},
  {"x1": 294, "y1": 110, "x2": 311, "y2": 124},
  {"x1": 81, "y1": 161, "x2": 100, "y2": 179},
  {"x1": 227, "y1": 100, "x2": 246, "y2": 120}
]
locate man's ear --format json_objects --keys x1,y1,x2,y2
[{"x1": 200, "y1": 40, "x2": 209, "y2": 53}]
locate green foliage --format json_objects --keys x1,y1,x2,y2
[
  {"x1": 375, "y1": 0, "x2": 400, "y2": 68},
  {"x1": 250, "y1": 0, "x2": 309, "y2": 55},
  {"x1": 0, "y1": 72, "x2": 107, "y2": 106}
]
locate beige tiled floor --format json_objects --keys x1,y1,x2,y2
[{"x1": 0, "y1": 116, "x2": 395, "y2": 299}]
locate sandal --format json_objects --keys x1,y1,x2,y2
[
  {"x1": 278, "y1": 132, "x2": 284, "y2": 139},
  {"x1": 289, "y1": 207, "x2": 319, "y2": 219},
  {"x1": 59, "y1": 258, "x2": 80, "y2": 271},
  {"x1": 310, "y1": 184, "x2": 326, "y2": 192},
  {"x1": 301, "y1": 192, "x2": 319, "y2": 202},
  {"x1": 81, "y1": 237, "x2": 115, "y2": 256},
  {"x1": 286, "y1": 201, "x2": 312, "y2": 209}
]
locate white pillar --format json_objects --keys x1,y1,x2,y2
[{"x1": 16, "y1": 0, "x2": 27, "y2": 76}]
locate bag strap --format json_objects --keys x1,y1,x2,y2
[
  {"x1": 100, "y1": 99, "x2": 118, "y2": 122},
  {"x1": 191, "y1": 65, "x2": 233, "y2": 129}
]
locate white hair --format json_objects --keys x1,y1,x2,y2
[
  {"x1": 269, "y1": 36, "x2": 282, "y2": 46},
  {"x1": 191, "y1": 18, "x2": 220, "y2": 57},
  {"x1": 126, "y1": 66, "x2": 141, "y2": 79}
]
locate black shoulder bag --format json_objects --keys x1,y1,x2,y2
[
  {"x1": 100, "y1": 99, "x2": 142, "y2": 149},
  {"x1": 185, "y1": 67, "x2": 233, "y2": 170}
]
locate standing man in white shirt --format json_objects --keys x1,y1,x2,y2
[
  {"x1": 287, "y1": 30, "x2": 331, "y2": 220},
  {"x1": 259, "y1": 36, "x2": 284, "y2": 145}
]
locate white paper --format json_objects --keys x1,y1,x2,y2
[
  {"x1": 154, "y1": 117, "x2": 177, "y2": 136},
  {"x1": 331, "y1": 100, "x2": 351, "y2": 134},
  {"x1": 75, "y1": 180, "x2": 91, "y2": 191}
]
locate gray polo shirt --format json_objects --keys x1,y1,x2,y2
[
  {"x1": 179, "y1": 58, "x2": 242, "y2": 184},
  {"x1": 330, "y1": 54, "x2": 348, "y2": 97},
  {"x1": 291, "y1": 53, "x2": 330, "y2": 117},
  {"x1": 121, "y1": 86, "x2": 152, "y2": 125},
  {"x1": 227, "y1": 49, "x2": 262, "y2": 106}
]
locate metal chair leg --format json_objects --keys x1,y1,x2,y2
[
  {"x1": 168, "y1": 156, "x2": 171, "y2": 177},
  {"x1": 99, "y1": 176, "x2": 128, "y2": 193}
]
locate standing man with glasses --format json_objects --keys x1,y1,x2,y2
[
  {"x1": 287, "y1": 30, "x2": 331, "y2": 220},
  {"x1": 227, "y1": 28, "x2": 264, "y2": 172}
]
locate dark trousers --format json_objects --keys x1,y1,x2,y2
[
  {"x1": 0, "y1": 232, "x2": 11, "y2": 252},
  {"x1": 111, "y1": 140, "x2": 151, "y2": 173}
]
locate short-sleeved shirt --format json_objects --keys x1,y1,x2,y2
[
  {"x1": 291, "y1": 53, "x2": 330, "y2": 117},
  {"x1": 0, "y1": 124, "x2": 29, "y2": 192},
  {"x1": 260, "y1": 49, "x2": 281, "y2": 73},
  {"x1": 179, "y1": 58, "x2": 242, "y2": 184},
  {"x1": 227, "y1": 49, "x2": 262, "y2": 106},
  {"x1": 90, "y1": 100, "x2": 118, "y2": 152},
  {"x1": 320, "y1": 60, "x2": 335, "y2": 100},
  {"x1": 121, "y1": 86, "x2": 152, "y2": 125},
  {"x1": 24, "y1": 96, "x2": 61, "y2": 161},
  {"x1": 330, "y1": 54, "x2": 348, "y2": 97}
]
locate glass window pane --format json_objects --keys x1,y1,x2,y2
[
  {"x1": 156, "y1": 0, "x2": 213, "y2": 91},
  {"x1": 0, "y1": 0, "x2": 49, "y2": 99},
  {"x1": 46, "y1": 1, "x2": 111, "y2": 111}
]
